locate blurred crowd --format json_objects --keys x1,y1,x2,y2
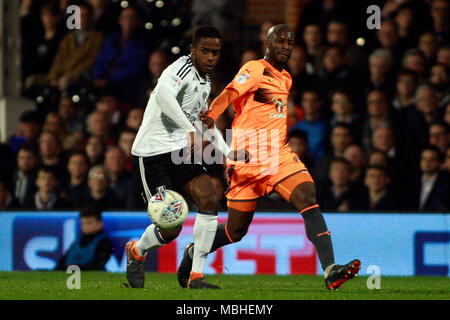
[{"x1": 0, "y1": 0, "x2": 449, "y2": 212}]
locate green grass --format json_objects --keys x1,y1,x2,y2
[{"x1": 0, "y1": 272, "x2": 448, "y2": 300}]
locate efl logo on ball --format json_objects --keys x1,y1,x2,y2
[{"x1": 147, "y1": 187, "x2": 189, "y2": 229}]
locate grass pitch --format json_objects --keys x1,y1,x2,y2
[{"x1": 0, "y1": 272, "x2": 448, "y2": 300}]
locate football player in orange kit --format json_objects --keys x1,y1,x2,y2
[{"x1": 177, "y1": 24, "x2": 360, "y2": 290}]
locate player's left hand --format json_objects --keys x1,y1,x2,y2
[{"x1": 200, "y1": 112, "x2": 215, "y2": 129}]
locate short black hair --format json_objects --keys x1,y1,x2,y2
[
  {"x1": 422, "y1": 145, "x2": 443, "y2": 161},
  {"x1": 366, "y1": 164, "x2": 389, "y2": 176},
  {"x1": 192, "y1": 25, "x2": 221, "y2": 45},
  {"x1": 20, "y1": 110, "x2": 42, "y2": 124},
  {"x1": 79, "y1": 205, "x2": 102, "y2": 221},
  {"x1": 330, "y1": 157, "x2": 351, "y2": 168},
  {"x1": 18, "y1": 142, "x2": 39, "y2": 156},
  {"x1": 288, "y1": 129, "x2": 308, "y2": 142},
  {"x1": 37, "y1": 165, "x2": 57, "y2": 177}
]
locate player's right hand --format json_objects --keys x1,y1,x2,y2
[
  {"x1": 200, "y1": 112, "x2": 215, "y2": 129},
  {"x1": 227, "y1": 149, "x2": 251, "y2": 163}
]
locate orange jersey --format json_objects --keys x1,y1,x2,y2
[{"x1": 226, "y1": 59, "x2": 292, "y2": 165}]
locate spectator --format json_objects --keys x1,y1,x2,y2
[
  {"x1": 393, "y1": 3, "x2": 420, "y2": 50},
  {"x1": 416, "y1": 84, "x2": 442, "y2": 125},
  {"x1": 362, "y1": 89, "x2": 397, "y2": 153},
  {"x1": 312, "y1": 123, "x2": 352, "y2": 182},
  {"x1": 92, "y1": 6, "x2": 151, "y2": 104},
  {"x1": 62, "y1": 151, "x2": 90, "y2": 207},
  {"x1": 436, "y1": 45, "x2": 450, "y2": 67},
  {"x1": 47, "y1": 1, "x2": 104, "y2": 91},
  {"x1": 94, "y1": 92, "x2": 125, "y2": 132},
  {"x1": 371, "y1": 125, "x2": 407, "y2": 182},
  {"x1": 55, "y1": 205, "x2": 113, "y2": 270},
  {"x1": 12, "y1": 144, "x2": 40, "y2": 208},
  {"x1": 287, "y1": 45, "x2": 319, "y2": 93},
  {"x1": 376, "y1": 19, "x2": 406, "y2": 66},
  {"x1": 365, "y1": 48, "x2": 395, "y2": 98},
  {"x1": 290, "y1": 89, "x2": 327, "y2": 162},
  {"x1": 342, "y1": 144, "x2": 367, "y2": 187},
  {"x1": 392, "y1": 69, "x2": 419, "y2": 111},
  {"x1": 104, "y1": 146, "x2": 135, "y2": 208},
  {"x1": 429, "y1": 122, "x2": 449, "y2": 155},
  {"x1": 8, "y1": 110, "x2": 42, "y2": 153},
  {"x1": 329, "y1": 89, "x2": 362, "y2": 139},
  {"x1": 418, "y1": 31, "x2": 439, "y2": 68},
  {"x1": 428, "y1": 63, "x2": 450, "y2": 107},
  {"x1": 58, "y1": 96, "x2": 84, "y2": 134},
  {"x1": 287, "y1": 129, "x2": 314, "y2": 169},
  {"x1": 22, "y1": 1, "x2": 65, "y2": 94},
  {"x1": 86, "y1": 110, "x2": 114, "y2": 146},
  {"x1": 26, "y1": 166, "x2": 69, "y2": 209},
  {"x1": 125, "y1": 107, "x2": 144, "y2": 131},
  {"x1": 78, "y1": 165, "x2": 123, "y2": 210},
  {"x1": 85, "y1": 134, "x2": 106, "y2": 166},
  {"x1": 430, "y1": 0, "x2": 450, "y2": 45},
  {"x1": 139, "y1": 49, "x2": 169, "y2": 105},
  {"x1": 0, "y1": 180, "x2": 19, "y2": 209},
  {"x1": 317, "y1": 44, "x2": 356, "y2": 95},
  {"x1": 38, "y1": 129, "x2": 68, "y2": 184},
  {"x1": 316, "y1": 158, "x2": 360, "y2": 212},
  {"x1": 302, "y1": 23, "x2": 325, "y2": 74},
  {"x1": 401, "y1": 48, "x2": 427, "y2": 83},
  {"x1": 355, "y1": 165, "x2": 398, "y2": 211},
  {"x1": 117, "y1": 128, "x2": 137, "y2": 172},
  {"x1": 403, "y1": 85, "x2": 441, "y2": 165},
  {"x1": 368, "y1": 149, "x2": 389, "y2": 168},
  {"x1": 325, "y1": 19, "x2": 366, "y2": 70},
  {"x1": 43, "y1": 112, "x2": 66, "y2": 138},
  {"x1": 405, "y1": 146, "x2": 450, "y2": 211}
]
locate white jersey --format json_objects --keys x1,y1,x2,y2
[{"x1": 132, "y1": 55, "x2": 211, "y2": 157}]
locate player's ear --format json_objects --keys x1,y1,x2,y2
[{"x1": 190, "y1": 44, "x2": 195, "y2": 56}]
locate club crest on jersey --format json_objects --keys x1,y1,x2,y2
[
  {"x1": 270, "y1": 96, "x2": 286, "y2": 118},
  {"x1": 236, "y1": 73, "x2": 250, "y2": 84}
]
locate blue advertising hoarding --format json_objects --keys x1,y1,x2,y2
[{"x1": 0, "y1": 211, "x2": 448, "y2": 276}]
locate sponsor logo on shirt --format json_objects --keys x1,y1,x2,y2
[
  {"x1": 236, "y1": 73, "x2": 250, "y2": 84},
  {"x1": 270, "y1": 96, "x2": 286, "y2": 118}
]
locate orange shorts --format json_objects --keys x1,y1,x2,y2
[{"x1": 225, "y1": 152, "x2": 314, "y2": 212}]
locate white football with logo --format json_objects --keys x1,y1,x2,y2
[{"x1": 147, "y1": 189, "x2": 189, "y2": 229}]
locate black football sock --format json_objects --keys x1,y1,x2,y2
[
  {"x1": 209, "y1": 223, "x2": 233, "y2": 253},
  {"x1": 301, "y1": 205, "x2": 335, "y2": 272}
]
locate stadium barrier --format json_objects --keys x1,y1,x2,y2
[{"x1": 0, "y1": 211, "x2": 448, "y2": 276}]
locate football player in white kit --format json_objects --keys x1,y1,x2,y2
[{"x1": 126, "y1": 26, "x2": 247, "y2": 289}]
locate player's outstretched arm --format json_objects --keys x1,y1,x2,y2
[{"x1": 201, "y1": 88, "x2": 239, "y2": 129}]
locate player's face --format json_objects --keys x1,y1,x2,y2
[
  {"x1": 267, "y1": 30, "x2": 295, "y2": 65},
  {"x1": 191, "y1": 37, "x2": 221, "y2": 75}
]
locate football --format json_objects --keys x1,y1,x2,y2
[{"x1": 147, "y1": 187, "x2": 189, "y2": 229}]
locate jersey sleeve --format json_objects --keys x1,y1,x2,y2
[
  {"x1": 225, "y1": 60, "x2": 264, "y2": 98},
  {"x1": 157, "y1": 60, "x2": 191, "y2": 97}
]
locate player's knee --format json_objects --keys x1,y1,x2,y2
[
  {"x1": 159, "y1": 225, "x2": 182, "y2": 242},
  {"x1": 195, "y1": 191, "x2": 218, "y2": 211},
  {"x1": 291, "y1": 182, "x2": 317, "y2": 211}
]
